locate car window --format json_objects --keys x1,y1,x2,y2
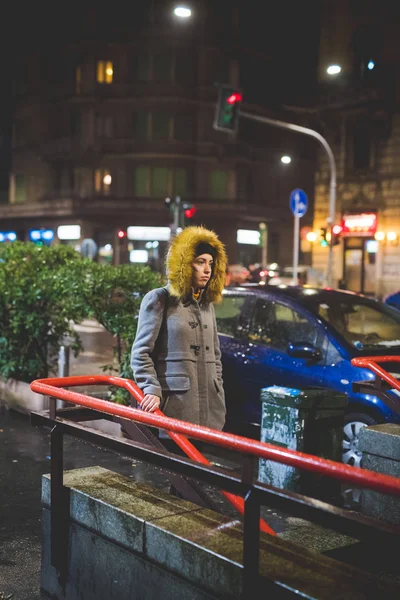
[
  {"x1": 316, "y1": 300, "x2": 400, "y2": 348},
  {"x1": 215, "y1": 295, "x2": 246, "y2": 336},
  {"x1": 249, "y1": 298, "x2": 317, "y2": 350}
]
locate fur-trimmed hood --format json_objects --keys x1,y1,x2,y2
[{"x1": 166, "y1": 226, "x2": 227, "y2": 303}]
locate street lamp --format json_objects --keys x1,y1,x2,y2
[
  {"x1": 327, "y1": 64, "x2": 342, "y2": 75},
  {"x1": 173, "y1": 6, "x2": 192, "y2": 18},
  {"x1": 280, "y1": 155, "x2": 291, "y2": 164}
]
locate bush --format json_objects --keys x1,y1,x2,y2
[
  {"x1": 0, "y1": 242, "x2": 164, "y2": 392},
  {"x1": 0, "y1": 242, "x2": 94, "y2": 382},
  {"x1": 85, "y1": 263, "x2": 164, "y2": 403}
]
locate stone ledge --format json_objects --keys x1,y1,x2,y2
[{"x1": 41, "y1": 466, "x2": 399, "y2": 599}]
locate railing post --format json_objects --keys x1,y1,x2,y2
[{"x1": 50, "y1": 424, "x2": 69, "y2": 589}]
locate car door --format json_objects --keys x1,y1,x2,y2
[
  {"x1": 214, "y1": 292, "x2": 256, "y2": 427},
  {"x1": 239, "y1": 295, "x2": 326, "y2": 426}
]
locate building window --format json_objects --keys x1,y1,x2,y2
[
  {"x1": 210, "y1": 170, "x2": 229, "y2": 198},
  {"x1": 352, "y1": 128, "x2": 371, "y2": 170},
  {"x1": 76, "y1": 66, "x2": 82, "y2": 94},
  {"x1": 70, "y1": 110, "x2": 82, "y2": 136},
  {"x1": 174, "y1": 168, "x2": 187, "y2": 196},
  {"x1": 133, "y1": 110, "x2": 149, "y2": 140},
  {"x1": 134, "y1": 166, "x2": 150, "y2": 196},
  {"x1": 97, "y1": 60, "x2": 113, "y2": 84},
  {"x1": 133, "y1": 166, "x2": 188, "y2": 197},
  {"x1": 152, "y1": 167, "x2": 169, "y2": 196},
  {"x1": 153, "y1": 53, "x2": 173, "y2": 82},
  {"x1": 14, "y1": 173, "x2": 26, "y2": 204},
  {"x1": 134, "y1": 54, "x2": 150, "y2": 82},
  {"x1": 152, "y1": 113, "x2": 171, "y2": 140},
  {"x1": 175, "y1": 53, "x2": 195, "y2": 85},
  {"x1": 95, "y1": 114, "x2": 114, "y2": 138},
  {"x1": 174, "y1": 113, "x2": 194, "y2": 141},
  {"x1": 95, "y1": 169, "x2": 112, "y2": 194}
]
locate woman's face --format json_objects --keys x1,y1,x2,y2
[{"x1": 191, "y1": 253, "x2": 213, "y2": 290}]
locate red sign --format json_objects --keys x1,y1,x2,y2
[{"x1": 341, "y1": 213, "x2": 377, "y2": 236}]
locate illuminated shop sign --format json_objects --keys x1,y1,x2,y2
[
  {"x1": 127, "y1": 226, "x2": 171, "y2": 241},
  {"x1": 0, "y1": 231, "x2": 17, "y2": 242},
  {"x1": 29, "y1": 229, "x2": 55, "y2": 245},
  {"x1": 341, "y1": 213, "x2": 377, "y2": 236},
  {"x1": 57, "y1": 225, "x2": 81, "y2": 240},
  {"x1": 236, "y1": 229, "x2": 261, "y2": 245}
]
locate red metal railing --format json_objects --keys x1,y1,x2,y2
[
  {"x1": 352, "y1": 355, "x2": 400, "y2": 392},
  {"x1": 31, "y1": 375, "x2": 400, "y2": 502}
]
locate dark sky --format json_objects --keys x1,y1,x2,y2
[{"x1": 0, "y1": 0, "x2": 321, "y2": 190}]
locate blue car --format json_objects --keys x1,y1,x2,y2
[{"x1": 215, "y1": 285, "x2": 400, "y2": 468}]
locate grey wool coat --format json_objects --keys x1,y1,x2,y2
[{"x1": 131, "y1": 285, "x2": 226, "y2": 431}]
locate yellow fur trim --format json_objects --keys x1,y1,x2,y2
[{"x1": 166, "y1": 226, "x2": 227, "y2": 303}]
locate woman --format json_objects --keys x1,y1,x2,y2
[{"x1": 131, "y1": 226, "x2": 227, "y2": 433}]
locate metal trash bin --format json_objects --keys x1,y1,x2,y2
[{"x1": 258, "y1": 385, "x2": 347, "y2": 503}]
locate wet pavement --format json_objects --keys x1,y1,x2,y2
[{"x1": 1, "y1": 320, "x2": 399, "y2": 598}]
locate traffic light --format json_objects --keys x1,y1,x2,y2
[
  {"x1": 332, "y1": 224, "x2": 342, "y2": 246},
  {"x1": 320, "y1": 227, "x2": 329, "y2": 247},
  {"x1": 165, "y1": 197, "x2": 196, "y2": 230},
  {"x1": 117, "y1": 229, "x2": 127, "y2": 240},
  {"x1": 214, "y1": 85, "x2": 243, "y2": 134},
  {"x1": 182, "y1": 202, "x2": 196, "y2": 225}
]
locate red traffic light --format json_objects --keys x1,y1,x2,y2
[
  {"x1": 226, "y1": 93, "x2": 243, "y2": 105},
  {"x1": 117, "y1": 229, "x2": 127, "y2": 239},
  {"x1": 184, "y1": 206, "x2": 197, "y2": 219}
]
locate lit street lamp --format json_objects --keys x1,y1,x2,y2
[
  {"x1": 280, "y1": 155, "x2": 291, "y2": 164},
  {"x1": 326, "y1": 64, "x2": 342, "y2": 75},
  {"x1": 173, "y1": 6, "x2": 192, "y2": 18}
]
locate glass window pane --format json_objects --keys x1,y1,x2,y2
[
  {"x1": 174, "y1": 168, "x2": 187, "y2": 195},
  {"x1": 151, "y1": 167, "x2": 169, "y2": 196},
  {"x1": 210, "y1": 170, "x2": 229, "y2": 198},
  {"x1": 134, "y1": 166, "x2": 150, "y2": 196},
  {"x1": 133, "y1": 110, "x2": 148, "y2": 140},
  {"x1": 214, "y1": 296, "x2": 246, "y2": 336},
  {"x1": 175, "y1": 53, "x2": 194, "y2": 84},
  {"x1": 97, "y1": 61, "x2": 104, "y2": 83},
  {"x1": 154, "y1": 53, "x2": 172, "y2": 82},
  {"x1": 174, "y1": 113, "x2": 193, "y2": 141},
  {"x1": 135, "y1": 54, "x2": 150, "y2": 81},
  {"x1": 152, "y1": 113, "x2": 170, "y2": 140},
  {"x1": 15, "y1": 174, "x2": 26, "y2": 204}
]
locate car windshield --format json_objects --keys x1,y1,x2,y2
[{"x1": 314, "y1": 296, "x2": 400, "y2": 349}]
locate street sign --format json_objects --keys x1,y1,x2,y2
[{"x1": 290, "y1": 189, "x2": 308, "y2": 218}]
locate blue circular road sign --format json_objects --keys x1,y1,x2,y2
[{"x1": 290, "y1": 189, "x2": 308, "y2": 218}]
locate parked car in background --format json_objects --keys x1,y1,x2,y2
[
  {"x1": 268, "y1": 265, "x2": 325, "y2": 287},
  {"x1": 215, "y1": 284, "x2": 400, "y2": 471}
]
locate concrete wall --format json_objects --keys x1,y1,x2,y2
[{"x1": 41, "y1": 466, "x2": 397, "y2": 599}]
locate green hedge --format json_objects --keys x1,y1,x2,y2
[{"x1": 0, "y1": 242, "x2": 163, "y2": 388}]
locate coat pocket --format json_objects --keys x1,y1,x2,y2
[{"x1": 159, "y1": 375, "x2": 190, "y2": 393}]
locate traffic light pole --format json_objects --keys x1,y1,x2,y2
[{"x1": 239, "y1": 110, "x2": 337, "y2": 288}]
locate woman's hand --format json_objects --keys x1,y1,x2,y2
[{"x1": 141, "y1": 394, "x2": 161, "y2": 412}]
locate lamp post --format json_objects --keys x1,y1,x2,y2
[{"x1": 239, "y1": 110, "x2": 337, "y2": 287}]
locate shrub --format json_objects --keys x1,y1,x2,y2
[{"x1": 0, "y1": 242, "x2": 94, "y2": 382}]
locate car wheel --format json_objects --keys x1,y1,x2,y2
[
  {"x1": 342, "y1": 412, "x2": 376, "y2": 467},
  {"x1": 342, "y1": 412, "x2": 377, "y2": 507}
]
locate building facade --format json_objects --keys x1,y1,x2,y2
[
  {"x1": 312, "y1": 0, "x2": 400, "y2": 298},
  {"x1": 1, "y1": 0, "x2": 318, "y2": 270}
]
